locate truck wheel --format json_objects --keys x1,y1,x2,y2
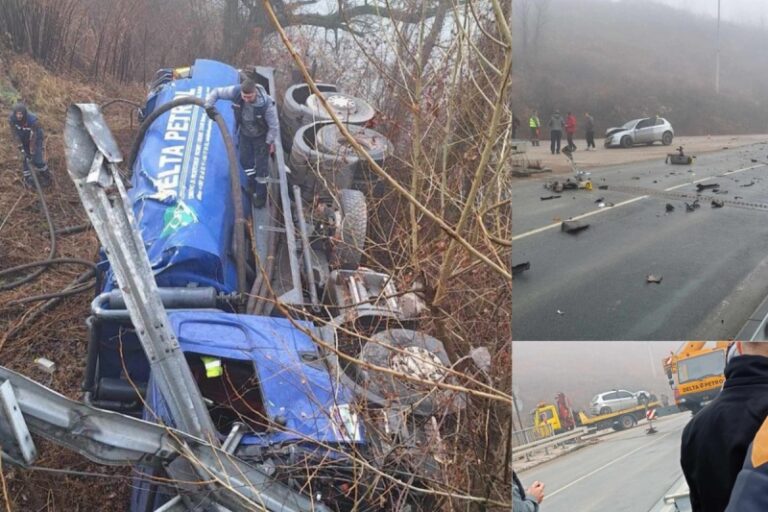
[
  {"x1": 621, "y1": 136, "x2": 633, "y2": 148},
  {"x1": 357, "y1": 329, "x2": 464, "y2": 416},
  {"x1": 289, "y1": 122, "x2": 356, "y2": 200},
  {"x1": 304, "y1": 92, "x2": 376, "y2": 126},
  {"x1": 281, "y1": 83, "x2": 339, "y2": 152},
  {"x1": 334, "y1": 189, "x2": 367, "y2": 270},
  {"x1": 620, "y1": 414, "x2": 636, "y2": 429},
  {"x1": 662, "y1": 131, "x2": 673, "y2": 145}
]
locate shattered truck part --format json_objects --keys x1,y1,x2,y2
[
  {"x1": 0, "y1": 366, "x2": 327, "y2": 512},
  {"x1": 512, "y1": 262, "x2": 531, "y2": 276}
]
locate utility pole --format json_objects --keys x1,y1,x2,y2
[{"x1": 716, "y1": 0, "x2": 721, "y2": 94}]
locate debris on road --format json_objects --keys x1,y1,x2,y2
[
  {"x1": 561, "y1": 220, "x2": 590, "y2": 234},
  {"x1": 646, "y1": 274, "x2": 663, "y2": 284},
  {"x1": 598, "y1": 185, "x2": 609, "y2": 190},
  {"x1": 742, "y1": 181, "x2": 756, "y2": 187},
  {"x1": 711, "y1": 199, "x2": 725, "y2": 208},
  {"x1": 685, "y1": 200, "x2": 700, "y2": 212},
  {"x1": 540, "y1": 195, "x2": 561, "y2": 200},
  {"x1": 556, "y1": 309, "x2": 564, "y2": 315},
  {"x1": 666, "y1": 146, "x2": 695, "y2": 165},
  {"x1": 512, "y1": 262, "x2": 531, "y2": 276},
  {"x1": 34, "y1": 357, "x2": 56, "y2": 374},
  {"x1": 665, "y1": 203, "x2": 675, "y2": 212},
  {"x1": 594, "y1": 197, "x2": 604, "y2": 203},
  {"x1": 713, "y1": 189, "x2": 729, "y2": 194},
  {"x1": 696, "y1": 183, "x2": 719, "y2": 191}
]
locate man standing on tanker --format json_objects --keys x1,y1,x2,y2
[{"x1": 204, "y1": 78, "x2": 278, "y2": 208}]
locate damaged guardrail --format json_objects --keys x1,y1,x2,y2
[{"x1": 512, "y1": 427, "x2": 589, "y2": 461}]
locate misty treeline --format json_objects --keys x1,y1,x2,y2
[{"x1": 513, "y1": 0, "x2": 768, "y2": 135}]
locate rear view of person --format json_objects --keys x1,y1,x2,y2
[
  {"x1": 548, "y1": 110, "x2": 564, "y2": 154},
  {"x1": 584, "y1": 112, "x2": 596, "y2": 150},
  {"x1": 8, "y1": 102, "x2": 50, "y2": 187},
  {"x1": 681, "y1": 342, "x2": 768, "y2": 512},
  {"x1": 565, "y1": 111, "x2": 577, "y2": 151}
]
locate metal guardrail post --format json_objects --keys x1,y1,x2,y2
[{"x1": 64, "y1": 104, "x2": 216, "y2": 441}]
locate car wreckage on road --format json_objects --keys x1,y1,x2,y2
[{"x1": 0, "y1": 59, "x2": 464, "y2": 511}]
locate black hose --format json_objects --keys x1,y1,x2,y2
[
  {"x1": 0, "y1": 257, "x2": 96, "y2": 276},
  {"x1": 126, "y1": 97, "x2": 247, "y2": 297},
  {"x1": 100, "y1": 98, "x2": 143, "y2": 110},
  {"x1": 0, "y1": 162, "x2": 56, "y2": 291}
]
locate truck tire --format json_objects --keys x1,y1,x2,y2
[
  {"x1": 305, "y1": 92, "x2": 376, "y2": 126},
  {"x1": 357, "y1": 329, "x2": 462, "y2": 416},
  {"x1": 281, "y1": 83, "x2": 339, "y2": 152},
  {"x1": 620, "y1": 414, "x2": 636, "y2": 430},
  {"x1": 334, "y1": 189, "x2": 367, "y2": 270},
  {"x1": 289, "y1": 122, "x2": 356, "y2": 200}
]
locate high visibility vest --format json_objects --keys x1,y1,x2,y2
[
  {"x1": 201, "y1": 356, "x2": 223, "y2": 378},
  {"x1": 529, "y1": 116, "x2": 540, "y2": 128}
]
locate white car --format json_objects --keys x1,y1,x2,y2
[
  {"x1": 590, "y1": 389, "x2": 653, "y2": 415},
  {"x1": 604, "y1": 117, "x2": 674, "y2": 148}
]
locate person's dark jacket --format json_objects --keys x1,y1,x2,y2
[
  {"x1": 548, "y1": 112, "x2": 564, "y2": 132},
  {"x1": 513, "y1": 472, "x2": 539, "y2": 512},
  {"x1": 8, "y1": 103, "x2": 42, "y2": 147},
  {"x1": 680, "y1": 355, "x2": 768, "y2": 512}
]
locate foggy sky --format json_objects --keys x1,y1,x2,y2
[{"x1": 625, "y1": 0, "x2": 768, "y2": 26}]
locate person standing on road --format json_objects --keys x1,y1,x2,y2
[
  {"x1": 565, "y1": 111, "x2": 577, "y2": 151},
  {"x1": 548, "y1": 110, "x2": 564, "y2": 155},
  {"x1": 584, "y1": 112, "x2": 596, "y2": 150},
  {"x1": 513, "y1": 471, "x2": 544, "y2": 511},
  {"x1": 529, "y1": 110, "x2": 541, "y2": 146},
  {"x1": 681, "y1": 342, "x2": 768, "y2": 512},
  {"x1": 204, "y1": 78, "x2": 278, "y2": 208},
  {"x1": 8, "y1": 102, "x2": 50, "y2": 187}
]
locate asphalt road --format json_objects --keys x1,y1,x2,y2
[
  {"x1": 512, "y1": 142, "x2": 768, "y2": 340},
  {"x1": 518, "y1": 413, "x2": 691, "y2": 512}
]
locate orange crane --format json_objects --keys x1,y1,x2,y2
[{"x1": 662, "y1": 341, "x2": 730, "y2": 414}]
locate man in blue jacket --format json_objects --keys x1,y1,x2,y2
[
  {"x1": 8, "y1": 102, "x2": 50, "y2": 187},
  {"x1": 204, "y1": 78, "x2": 278, "y2": 208}
]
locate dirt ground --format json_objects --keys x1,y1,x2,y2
[{"x1": 516, "y1": 134, "x2": 768, "y2": 175}]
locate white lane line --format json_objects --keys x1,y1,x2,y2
[
  {"x1": 513, "y1": 164, "x2": 766, "y2": 242},
  {"x1": 545, "y1": 429, "x2": 677, "y2": 500}
]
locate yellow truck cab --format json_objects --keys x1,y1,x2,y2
[
  {"x1": 533, "y1": 402, "x2": 562, "y2": 437},
  {"x1": 663, "y1": 342, "x2": 728, "y2": 414}
]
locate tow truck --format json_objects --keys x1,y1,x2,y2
[
  {"x1": 0, "y1": 59, "x2": 466, "y2": 511},
  {"x1": 534, "y1": 393, "x2": 660, "y2": 433},
  {"x1": 662, "y1": 342, "x2": 728, "y2": 414}
]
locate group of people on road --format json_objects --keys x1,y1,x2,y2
[
  {"x1": 527, "y1": 110, "x2": 596, "y2": 155},
  {"x1": 681, "y1": 341, "x2": 768, "y2": 512}
]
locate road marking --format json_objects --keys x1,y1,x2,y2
[
  {"x1": 544, "y1": 428, "x2": 677, "y2": 500},
  {"x1": 512, "y1": 164, "x2": 767, "y2": 242}
]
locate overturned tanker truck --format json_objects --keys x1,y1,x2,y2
[{"x1": 0, "y1": 60, "x2": 464, "y2": 511}]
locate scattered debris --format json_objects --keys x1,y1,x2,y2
[
  {"x1": 666, "y1": 146, "x2": 695, "y2": 165},
  {"x1": 34, "y1": 357, "x2": 56, "y2": 374},
  {"x1": 561, "y1": 220, "x2": 590, "y2": 234},
  {"x1": 598, "y1": 185, "x2": 609, "y2": 190},
  {"x1": 646, "y1": 274, "x2": 663, "y2": 284},
  {"x1": 685, "y1": 200, "x2": 700, "y2": 212},
  {"x1": 594, "y1": 197, "x2": 605, "y2": 203},
  {"x1": 751, "y1": 159, "x2": 758, "y2": 163},
  {"x1": 713, "y1": 189, "x2": 728, "y2": 195},
  {"x1": 665, "y1": 203, "x2": 675, "y2": 212},
  {"x1": 696, "y1": 183, "x2": 719, "y2": 191},
  {"x1": 512, "y1": 262, "x2": 531, "y2": 276},
  {"x1": 735, "y1": 196, "x2": 743, "y2": 200},
  {"x1": 711, "y1": 199, "x2": 725, "y2": 208},
  {"x1": 540, "y1": 195, "x2": 561, "y2": 201},
  {"x1": 556, "y1": 309, "x2": 564, "y2": 315},
  {"x1": 469, "y1": 347, "x2": 492, "y2": 373},
  {"x1": 632, "y1": 176, "x2": 640, "y2": 180},
  {"x1": 742, "y1": 181, "x2": 756, "y2": 187}
]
